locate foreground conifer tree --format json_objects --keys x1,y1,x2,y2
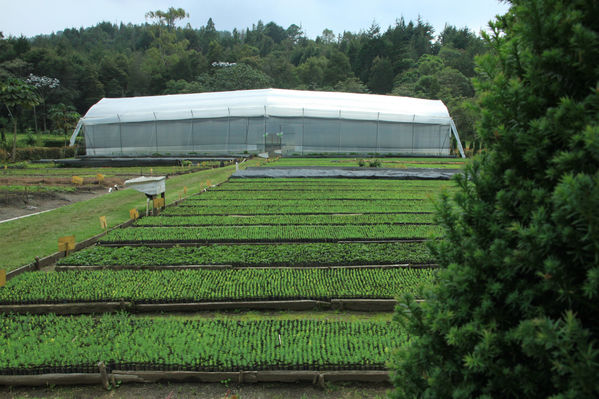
[{"x1": 392, "y1": 1, "x2": 599, "y2": 397}]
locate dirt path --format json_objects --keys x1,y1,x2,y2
[
  {"x1": 0, "y1": 189, "x2": 110, "y2": 222},
  {"x1": 0, "y1": 381, "x2": 390, "y2": 399}
]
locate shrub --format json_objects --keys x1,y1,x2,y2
[
  {"x1": 369, "y1": 159, "x2": 381, "y2": 168},
  {"x1": 0, "y1": 146, "x2": 76, "y2": 162}
]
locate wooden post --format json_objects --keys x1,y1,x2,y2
[
  {"x1": 98, "y1": 361, "x2": 110, "y2": 390},
  {"x1": 317, "y1": 373, "x2": 326, "y2": 389}
]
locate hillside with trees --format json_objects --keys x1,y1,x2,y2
[{"x1": 0, "y1": 8, "x2": 487, "y2": 146}]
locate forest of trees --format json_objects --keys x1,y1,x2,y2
[{"x1": 0, "y1": 8, "x2": 488, "y2": 143}]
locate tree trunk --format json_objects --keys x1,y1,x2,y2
[
  {"x1": 42, "y1": 102, "x2": 47, "y2": 132},
  {"x1": 33, "y1": 105, "x2": 38, "y2": 133},
  {"x1": 11, "y1": 118, "x2": 18, "y2": 162}
]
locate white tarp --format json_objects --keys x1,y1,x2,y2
[{"x1": 80, "y1": 88, "x2": 452, "y2": 125}]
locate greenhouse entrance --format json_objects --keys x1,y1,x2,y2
[{"x1": 265, "y1": 132, "x2": 282, "y2": 156}]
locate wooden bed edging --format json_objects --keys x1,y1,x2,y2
[
  {"x1": 0, "y1": 299, "x2": 399, "y2": 314},
  {"x1": 0, "y1": 369, "x2": 390, "y2": 388},
  {"x1": 54, "y1": 263, "x2": 439, "y2": 271}
]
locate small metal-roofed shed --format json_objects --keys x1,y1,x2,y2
[
  {"x1": 71, "y1": 88, "x2": 464, "y2": 157},
  {"x1": 124, "y1": 176, "x2": 166, "y2": 216}
]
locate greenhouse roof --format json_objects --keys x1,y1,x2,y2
[{"x1": 81, "y1": 88, "x2": 452, "y2": 125}]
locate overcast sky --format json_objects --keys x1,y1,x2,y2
[{"x1": 1, "y1": 0, "x2": 509, "y2": 39}]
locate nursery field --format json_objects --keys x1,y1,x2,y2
[
  {"x1": 264, "y1": 157, "x2": 464, "y2": 169},
  {"x1": 0, "y1": 169, "x2": 453, "y2": 389},
  {"x1": 1, "y1": 162, "x2": 222, "y2": 177}
]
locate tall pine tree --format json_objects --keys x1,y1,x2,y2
[{"x1": 392, "y1": 0, "x2": 599, "y2": 397}]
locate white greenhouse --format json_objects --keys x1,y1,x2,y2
[{"x1": 71, "y1": 88, "x2": 464, "y2": 157}]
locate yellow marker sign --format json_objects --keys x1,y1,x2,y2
[
  {"x1": 153, "y1": 197, "x2": 165, "y2": 208},
  {"x1": 99, "y1": 216, "x2": 107, "y2": 230},
  {"x1": 72, "y1": 176, "x2": 83, "y2": 185},
  {"x1": 96, "y1": 173, "x2": 105, "y2": 183},
  {"x1": 0, "y1": 269, "x2": 5, "y2": 288},
  {"x1": 150, "y1": 168, "x2": 153, "y2": 175},
  {"x1": 129, "y1": 208, "x2": 139, "y2": 220},
  {"x1": 183, "y1": 186, "x2": 188, "y2": 195},
  {"x1": 58, "y1": 235, "x2": 76, "y2": 253}
]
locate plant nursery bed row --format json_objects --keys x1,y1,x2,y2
[
  {"x1": 188, "y1": 197, "x2": 428, "y2": 202},
  {"x1": 130, "y1": 222, "x2": 434, "y2": 228},
  {"x1": 175, "y1": 199, "x2": 429, "y2": 208},
  {"x1": 0, "y1": 299, "x2": 400, "y2": 314},
  {"x1": 98, "y1": 238, "x2": 429, "y2": 246},
  {"x1": 224, "y1": 178, "x2": 451, "y2": 185},
  {"x1": 0, "y1": 268, "x2": 434, "y2": 305},
  {"x1": 0, "y1": 315, "x2": 401, "y2": 374},
  {"x1": 57, "y1": 242, "x2": 435, "y2": 267},
  {"x1": 54, "y1": 263, "x2": 439, "y2": 271},
  {"x1": 134, "y1": 215, "x2": 435, "y2": 225},
  {"x1": 165, "y1": 205, "x2": 436, "y2": 215},
  {"x1": 160, "y1": 211, "x2": 434, "y2": 217},
  {"x1": 190, "y1": 194, "x2": 432, "y2": 201},
  {"x1": 208, "y1": 187, "x2": 444, "y2": 192},
  {"x1": 98, "y1": 224, "x2": 441, "y2": 243}
]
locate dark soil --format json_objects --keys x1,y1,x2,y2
[
  {"x1": 0, "y1": 381, "x2": 390, "y2": 399},
  {"x1": 0, "y1": 188, "x2": 109, "y2": 222}
]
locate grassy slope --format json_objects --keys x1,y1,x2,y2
[{"x1": 0, "y1": 162, "x2": 256, "y2": 271}]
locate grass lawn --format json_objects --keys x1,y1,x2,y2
[{"x1": 0, "y1": 160, "x2": 257, "y2": 272}]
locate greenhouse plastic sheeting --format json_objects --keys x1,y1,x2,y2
[
  {"x1": 232, "y1": 167, "x2": 461, "y2": 180},
  {"x1": 75, "y1": 89, "x2": 462, "y2": 157}
]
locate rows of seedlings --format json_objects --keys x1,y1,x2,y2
[
  {"x1": 0, "y1": 315, "x2": 402, "y2": 374},
  {"x1": 0, "y1": 176, "x2": 448, "y2": 378}
]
